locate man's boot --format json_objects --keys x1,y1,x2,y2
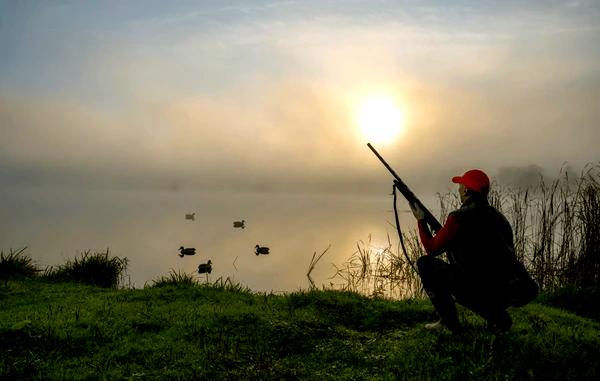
[{"x1": 425, "y1": 290, "x2": 461, "y2": 333}]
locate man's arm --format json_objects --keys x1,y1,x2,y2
[{"x1": 412, "y1": 203, "x2": 460, "y2": 256}]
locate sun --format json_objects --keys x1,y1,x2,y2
[{"x1": 355, "y1": 95, "x2": 404, "y2": 145}]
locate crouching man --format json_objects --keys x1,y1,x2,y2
[{"x1": 410, "y1": 169, "x2": 515, "y2": 334}]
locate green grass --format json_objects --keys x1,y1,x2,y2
[
  {"x1": 0, "y1": 248, "x2": 39, "y2": 285},
  {"x1": 536, "y1": 284, "x2": 600, "y2": 322},
  {"x1": 42, "y1": 249, "x2": 128, "y2": 288},
  {"x1": 150, "y1": 269, "x2": 199, "y2": 288},
  {"x1": 1, "y1": 280, "x2": 598, "y2": 380}
]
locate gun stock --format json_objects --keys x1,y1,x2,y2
[{"x1": 367, "y1": 143, "x2": 442, "y2": 233}]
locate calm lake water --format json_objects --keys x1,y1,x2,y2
[{"x1": 1, "y1": 188, "x2": 433, "y2": 292}]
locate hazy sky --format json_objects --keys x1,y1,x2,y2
[{"x1": 2, "y1": 0, "x2": 600, "y2": 194}]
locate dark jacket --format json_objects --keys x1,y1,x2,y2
[
  {"x1": 418, "y1": 195, "x2": 516, "y2": 279},
  {"x1": 446, "y1": 196, "x2": 516, "y2": 283}
]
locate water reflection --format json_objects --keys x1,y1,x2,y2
[{"x1": 0, "y1": 188, "x2": 428, "y2": 292}]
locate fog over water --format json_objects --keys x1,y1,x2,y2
[{"x1": 1, "y1": 187, "x2": 428, "y2": 291}]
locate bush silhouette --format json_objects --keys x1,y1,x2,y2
[
  {"x1": 0, "y1": 247, "x2": 39, "y2": 285},
  {"x1": 43, "y1": 249, "x2": 128, "y2": 288}
]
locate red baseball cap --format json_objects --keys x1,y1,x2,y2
[{"x1": 452, "y1": 169, "x2": 490, "y2": 193}]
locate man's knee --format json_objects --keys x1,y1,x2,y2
[
  {"x1": 416, "y1": 255, "x2": 433, "y2": 273},
  {"x1": 416, "y1": 255, "x2": 440, "y2": 287},
  {"x1": 417, "y1": 255, "x2": 454, "y2": 290},
  {"x1": 417, "y1": 255, "x2": 444, "y2": 277}
]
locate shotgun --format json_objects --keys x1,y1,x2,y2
[{"x1": 367, "y1": 143, "x2": 442, "y2": 233}]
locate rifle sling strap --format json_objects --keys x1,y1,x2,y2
[{"x1": 393, "y1": 183, "x2": 418, "y2": 274}]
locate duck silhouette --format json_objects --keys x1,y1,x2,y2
[
  {"x1": 255, "y1": 245, "x2": 269, "y2": 256},
  {"x1": 198, "y1": 260, "x2": 212, "y2": 274},
  {"x1": 178, "y1": 247, "x2": 196, "y2": 258}
]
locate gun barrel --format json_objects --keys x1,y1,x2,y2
[
  {"x1": 367, "y1": 143, "x2": 442, "y2": 232},
  {"x1": 367, "y1": 143, "x2": 404, "y2": 184}
]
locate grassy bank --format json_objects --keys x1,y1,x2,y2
[{"x1": 1, "y1": 279, "x2": 598, "y2": 380}]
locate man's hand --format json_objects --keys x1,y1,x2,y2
[{"x1": 410, "y1": 202, "x2": 425, "y2": 220}]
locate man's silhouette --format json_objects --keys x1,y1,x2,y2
[{"x1": 410, "y1": 169, "x2": 515, "y2": 333}]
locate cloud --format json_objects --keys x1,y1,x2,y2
[
  {"x1": 2, "y1": 51, "x2": 599, "y2": 195},
  {"x1": 2, "y1": 2, "x2": 599, "y2": 194}
]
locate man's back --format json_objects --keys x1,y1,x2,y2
[{"x1": 448, "y1": 196, "x2": 516, "y2": 282}]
